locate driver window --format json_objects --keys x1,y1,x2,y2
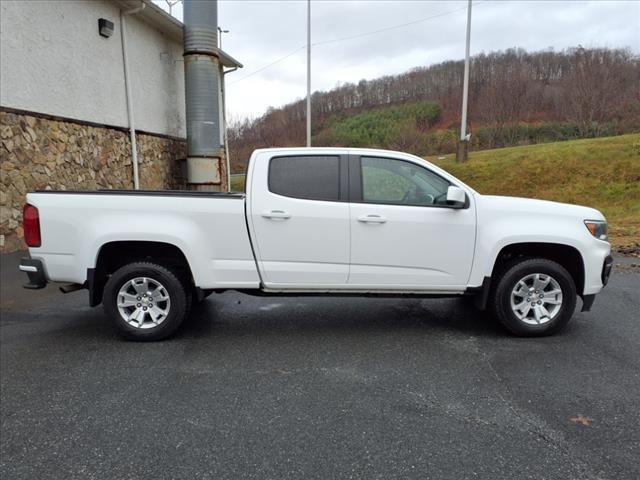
[{"x1": 361, "y1": 156, "x2": 450, "y2": 206}]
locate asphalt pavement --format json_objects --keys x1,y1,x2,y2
[{"x1": 1, "y1": 252, "x2": 639, "y2": 480}]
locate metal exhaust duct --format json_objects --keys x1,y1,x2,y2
[{"x1": 183, "y1": 0, "x2": 223, "y2": 190}]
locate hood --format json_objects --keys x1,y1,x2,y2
[{"x1": 478, "y1": 194, "x2": 606, "y2": 221}]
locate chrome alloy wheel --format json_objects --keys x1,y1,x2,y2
[
  {"x1": 510, "y1": 273, "x2": 563, "y2": 325},
  {"x1": 117, "y1": 277, "x2": 171, "y2": 329}
]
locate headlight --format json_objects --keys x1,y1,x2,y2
[{"x1": 584, "y1": 220, "x2": 608, "y2": 241}]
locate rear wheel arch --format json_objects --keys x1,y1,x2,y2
[{"x1": 90, "y1": 241, "x2": 195, "y2": 306}]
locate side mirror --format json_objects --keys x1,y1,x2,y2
[{"x1": 446, "y1": 186, "x2": 467, "y2": 208}]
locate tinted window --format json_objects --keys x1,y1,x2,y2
[
  {"x1": 269, "y1": 155, "x2": 340, "y2": 201},
  {"x1": 361, "y1": 156, "x2": 450, "y2": 206}
]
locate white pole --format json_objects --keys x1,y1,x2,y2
[
  {"x1": 306, "y1": 0, "x2": 311, "y2": 147},
  {"x1": 460, "y1": 0, "x2": 472, "y2": 142},
  {"x1": 120, "y1": 3, "x2": 145, "y2": 189}
]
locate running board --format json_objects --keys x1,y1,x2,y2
[{"x1": 235, "y1": 288, "x2": 464, "y2": 299}]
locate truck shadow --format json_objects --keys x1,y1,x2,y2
[{"x1": 176, "y1": 293, "x2": 508, "y2": 340}]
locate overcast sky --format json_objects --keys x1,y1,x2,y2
[{"x1": 154, "y1": 0, "x2": 640, "y2": 121}]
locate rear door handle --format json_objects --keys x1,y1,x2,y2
[
  {"x1": 262, "y1": 209, "x2": 292, "y2": 220},
  {"x1": 358, "y1": 214, "x2": 387, "y2": 224}
]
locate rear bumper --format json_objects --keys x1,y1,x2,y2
[{"x1": 19, "y1": 257, "x2": 48, "y2": 289}]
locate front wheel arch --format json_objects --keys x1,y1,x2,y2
[{"x1": 490, "y1": 242, "x2": 585, "y2": 297}]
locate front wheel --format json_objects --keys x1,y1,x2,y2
[
  {"x1": 103, "y1": 262, "x2": 189, "y2": 341},
  {"x1": 490, "y1": 258, "x2": 577, "y2": 336}
]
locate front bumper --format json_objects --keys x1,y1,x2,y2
[
  {"x1": 601, "y1": 254, "x2": 613, "y2": 287},
  {"x1": 581, "y1": 255, "x2": 614, "y2": 312},
  {"x1": 19, "y1": 257, "x2": 47, "y2": 289}
]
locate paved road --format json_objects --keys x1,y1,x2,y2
[{"x1": 1, "y1": 252, "x2": 639, "y2": 479}]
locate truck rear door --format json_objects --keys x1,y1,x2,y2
[{"x1": 247, "y1": 152, "x2": 350, "y2": 288}]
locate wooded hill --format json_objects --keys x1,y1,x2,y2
[{"x1": 228, "y1": 47, "x2": 639, "y2": 172}]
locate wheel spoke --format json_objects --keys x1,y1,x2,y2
[
  {"x1": 539, "y1": 305, "x2": 551, "y2": 320},
  {"x1": 533, "y1": 306, "x2": 542, "y2": 324},
  {"x1": 133, "y1": 278, "x2": 149, "y2": 295},
  {"x1": 517, "y1": 303, "x2": 531, "y2": 319},
  {"x1": 533, "y1": 274, "x2": 550, "y2": 291},
  {"x1": 543, "y1": 289, "x2": 562, "y2": 296},
  {"x1": 542, "y1": 289, "x2": 562, "y2": 304},
  {"x1": 118, "y1": 292, "x2": 139, "y2": 308},
  {"x1": 513, "y1": 284, "x2": 528, "y2": 298},
  {"x1": 543, "y1": 297, "x2": 562, "y2": 305},
  {"x1": 148, "y1": 307, "x2": 160, "y2": 324},
  {"x1": 152, "y1": 289, "x2": 169, "y2": 301},
  {"x1": 128, "y1": 307, "x2": 143, "y2": 323}
]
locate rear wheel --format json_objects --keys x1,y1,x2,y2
[
  {"x1": 490, "y1": 258, "x2": 577, "y2": 336},
  {"x1": 103, "y1": 262, "x2": 188, "y2": 341}
]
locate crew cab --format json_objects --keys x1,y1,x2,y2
[{"x1": 20, "y1": 147, "x2": 613, "y2": 340}]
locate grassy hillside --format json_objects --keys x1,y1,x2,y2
[
  {"x1": 230, "y1": 134, "x2": 640, "y2": 247},
  {"x1": 432, "y1": 134, "x2": 640, "y2": 247},
  {"x1": 314, "y1": 101, "x2": 441, "y2": 148}
]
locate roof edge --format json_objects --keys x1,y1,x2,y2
[{"x1": 112, "y1": 0, "x2": 242, "y2": 68}]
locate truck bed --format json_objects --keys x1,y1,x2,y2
[{"x1": 26, "y1": 190, "x2": 261, "y2": 289}]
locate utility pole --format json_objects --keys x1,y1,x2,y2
[
  {"x1": 217, "y1": 26, "x2": 229, "y2": 49},
  {"x1": 456, "y1": 0, "x2": 472, "y2": 163},
  {"x1": 306, "y1": 0, "x2": 311, "y2": 147}
]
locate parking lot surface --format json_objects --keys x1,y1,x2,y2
[{"x1": 1, "y1": 252, "x2": 639, "y2": 479}]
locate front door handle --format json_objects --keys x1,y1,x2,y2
[
  {"x1": 262, "y1": 209, "x2": 292, "y2": 220},
  {"x1": 358, "y1": 214, "x2": 387, "y2": 224}
]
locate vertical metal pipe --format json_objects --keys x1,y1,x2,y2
[
  {"x1": 460, "y1": 0, "x2": 472, "y2": 142},
  {"x1": 120, "y1": 2, "x2": 145, "y2": 189},
  {"x1": 184, "y1": 0, "x2": 224, "y2": 190},
  {"x1": 306, "y1": 0, "x2": 311, "y2": 147}
]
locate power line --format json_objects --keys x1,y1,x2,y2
[
  {"x1": 228, "y1": 1, "x2": 483, "y2": 86},
  {"x1": 228, "y1": 46, "x2": 306, "y2": 84},
  {"x1": 312, "y1": 3, "x2": 475, "y2": 47}
]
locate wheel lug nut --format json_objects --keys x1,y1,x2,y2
[
  {"x1": 537, "y1": 301, "x2": 542, "y2": 305},
  {"x1": 143, "y1": 307, "x2": 147, "y2": 311},
  {"x1": 137, "y1": 303, "x2": 141, "y2": 307},
  {"x1": 137, "y1": 296, "x2": 141, "y2": 300}
]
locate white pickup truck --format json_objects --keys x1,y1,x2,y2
[{"x1": 20, "y1": 147, "x2": 613, "y2": 340}]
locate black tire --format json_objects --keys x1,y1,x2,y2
[
  {"x1": 490, "y1": 257, "x2": 577, "y2": 337},
  {"x1": 103, "y1": 262, "x2": 189, "y2": 341}
]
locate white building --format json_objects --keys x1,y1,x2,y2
[
  {"x1": 1, "y1": 0, "x2": 190, "y2": 139},
  {"x1": 0, "y1": 0, "x2": 240, "y2": 252}
]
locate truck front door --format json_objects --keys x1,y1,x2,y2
[{"x1": 347, "y1": 155, "x2": 476, "y2": 289}]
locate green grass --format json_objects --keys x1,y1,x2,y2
[
  {"x1": 230, "y1": 175, "x2": 245, "y2": 192},
  {"x1": 230, "y1": 134, "x2": 640, "y2": 247},
  {"x1": 430, "y1": 134, "x2": 640, "y2": 247}
]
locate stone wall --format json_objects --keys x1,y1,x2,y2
[{"x1": 0, "y1": 109, "x2": 187, "y2": 253}]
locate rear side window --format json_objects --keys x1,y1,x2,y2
[{"x1": 268, "y1": 155, "x2": 340, "y2": 201}]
